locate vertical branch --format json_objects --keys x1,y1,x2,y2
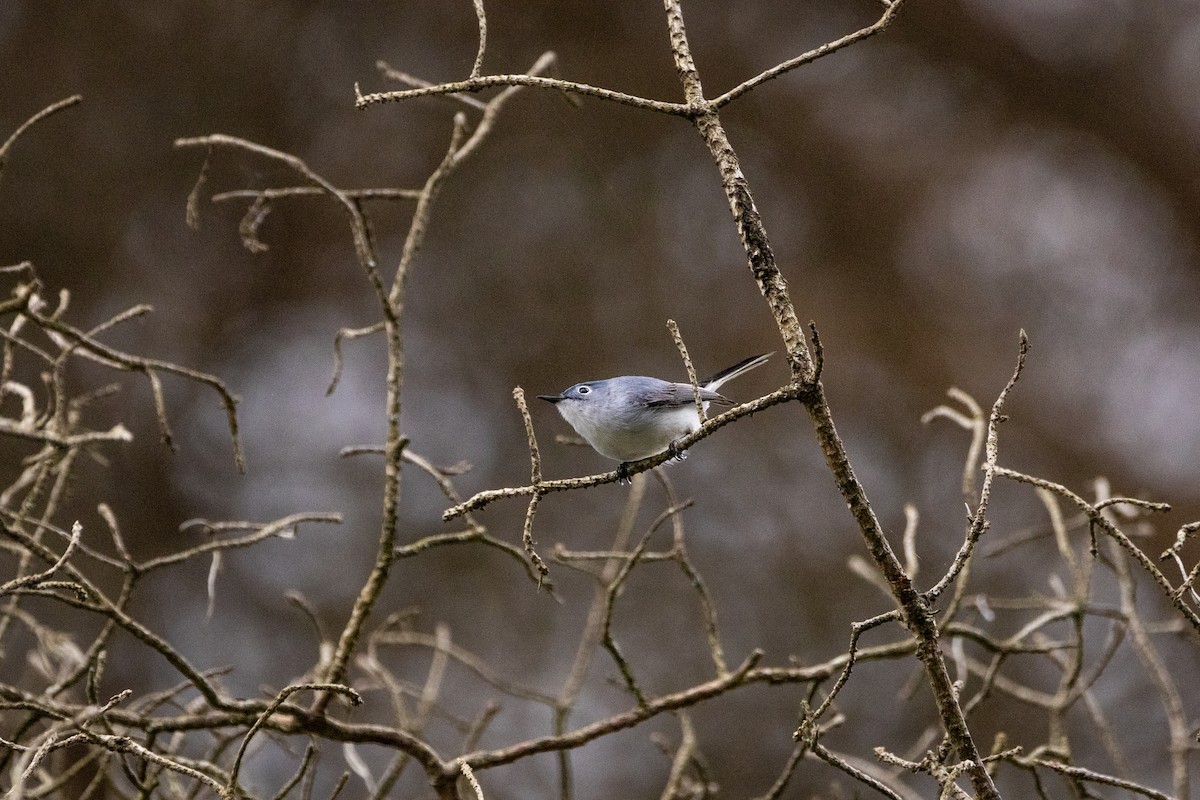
[
  {"x1": 660, "y1": 2, "x2": 998, "y2": 796},
  {"x1": 321, "y1": 54, "x2": 551, "y2": 700},
  {"x1": 601, "y1": 528, "x2": 654, "y2": 708},
  {"x1": 928, "y1": 333, "x2": 1030, "y2": 606},
  {"x1": 662, "y1": 2, "x2": 811, "y2": 381},
  {"x1": 469, "y1": 0, "x2": 487, "y2": 80},
  {"x1": 798, "y1": 610, "x2": 898, "y2": 739},
  {"x1": 316, "y1": 115, "x2": 468, "y2": 705},
  {"x1": 1097, "y1": 482, "x2": 1190, "y2": 799},
  {"x1": 514, "y1": 387, "x2": 550, "y2": 583},
  {"x1": 653, "y1": 469, "x2": 727, "y2": 676},
  {"x1": 388, "y1": 114, "x2": 469, "y2": 307},
  {"x1": 666, "y1": 320, "x2": 704, "y2": 422},
  {"x1": 553, "y1": 472, "x2": 647, "y2": 800},
  {"x1": 658, "y1": 712, "x2": 697, "y2": 800},
  {"x1": 0, "y1": 447, "x2": 79, "y2": 650},
  {"x1": 1036, "y1": 489, "x2": 1086, "y2": 756}
]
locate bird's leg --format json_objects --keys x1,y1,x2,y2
[
  {"x1": 616, "y1": 462, "x2": 633, "y2": 485},
  {"x1": 667, "y1": 440, "x2": 688, "y2": 462}
]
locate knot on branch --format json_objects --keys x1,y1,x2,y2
[{"x1": 793, "y1": 701, "x2": 822, "y2": 747}]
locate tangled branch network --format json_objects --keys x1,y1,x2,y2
[{"x1": 2, "y1": 2, "x2": 1198, "y2": 799}]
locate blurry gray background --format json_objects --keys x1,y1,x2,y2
[{"x1": 2, "y1": 1, "x2": 1198, "y2": 797}]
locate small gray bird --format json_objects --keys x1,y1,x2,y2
[{"x1": 538, "y1": 353, "x2": 771, "y2": 481}]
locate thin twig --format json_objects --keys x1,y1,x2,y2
[
  {"x1": 811, "y1": 742, "x2": 903, "y2": 800},
  {"x1": 1018, "y1": 757, "x2": 1173, "y2": 800},
  {"x1": 710, "y1": 1, "x2": 907, "y2": 109},
  {"x1": 667, "y1": 320, "x2": 704, "y2": 422},
  {"x1": 228, "y1": 683, "x2": 362, "y2": 794},
  {"x1": 469, "y1": 0, "x2": 487, "y2": 80},
  {"x1": 658, "y1": 712, "x2": 697, "y2": 800},
  {"x1": 925, "y1": 331, "x2": 1029, "y2": 603},
  {"x1": 358, "y1": 72, "x2": 689, "y2": 116},
  {"x1": 513, "y1": 387, "x2": 550, "y2": 584},
  {"x1": 0, "y1": 95, "x2": 83, "y2": 182},
  {"x1": 553, "y1": 471, "x2": 647, "y2": 799},
  {"x1": 996, "y1": 467, "x2": 1200, "y2": 632},
  {"x1": 25, "y1": 304, "x2": 245, "y2": 472},
  {"x1": 0, "y1": 520, "x2": 81, "y2": 596},
  {"x1": 460, "y1": 650, "x2": 763, "y2": 770}
]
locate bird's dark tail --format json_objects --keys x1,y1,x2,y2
[{"x1": 701, "y1": 352, "x2": 772, "y2": 390}]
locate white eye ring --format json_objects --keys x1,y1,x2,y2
[{"x1": 577, "y1": 386, "x2": 590, "y2": 395}]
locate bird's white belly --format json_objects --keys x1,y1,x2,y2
[{"x1": 583, "y1": 405, "x2": 701, "y2": 462}]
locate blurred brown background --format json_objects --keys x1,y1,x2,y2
[{"x1": 2, "y1": 1, "x2": 1198, "y2": 797}]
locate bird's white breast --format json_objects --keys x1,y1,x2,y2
[{"x1": 557, "y1": 401, "x2": 701, "y2": 462}]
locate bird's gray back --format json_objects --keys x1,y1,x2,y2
[{"x1": 596, "y1": 376, "x2": 728, "y2": 410}]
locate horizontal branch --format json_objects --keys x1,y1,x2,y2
[
  {"x1": 0, "y1": 418, "x2": 131, "y2": 449},
  {"x1": 211, "y1": 186, "x2": 423, "y2": 203},
  {"x1": 443, "y1": 382, "x2": 808, "y2": 520},
  {"x1": 0, "y1": 632, "x2": 938, "y2": 783},
  {"x1": 458, "y1": 650, "x2": 764, "y2": 770},
  {"x1": 174, "y1": 133, "x2": 389, "y2": 319},
  {"x1": 1023, "y1": 757, "x2": 1173, "y2": 800},
  {"x1": 138, "y1": 513, "x2": 343, "y2": 572},
  {"x1": 357, "y1": 62, "x2": 692, "y2": 117},
  {"x1": 358, "y1": 1, "x2": 906, "y2": 119}
]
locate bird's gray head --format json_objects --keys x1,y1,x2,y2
[
  {"x1": 537, "y1": 380, "x2": 612, "y2": 408},
  {"x1": 537, "y1": 380, "x2": 627, "y2": 453},
  {"x1": 536, "y1": 381, "x2": 624, "y2": 429}
]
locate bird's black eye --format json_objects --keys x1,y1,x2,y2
[{"x1": 577, "y1": 386, "x2": 590, "y2": 395}]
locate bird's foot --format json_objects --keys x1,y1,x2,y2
[
  {"x1": 616, "y1": 462, "x2": 633, "y2": 485},
  {"x1": 667, "y1": 440, "x2": 688, "y2": 463}
]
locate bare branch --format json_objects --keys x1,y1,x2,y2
[
  {"x1": 138, "y1": 513, "x2": 342, "y2": 573},
  {"x1": 709, "y1": 1, "x2": 907, "y2": 110},
  {"x1": 357, "y1": 70, "x2": 689, "y2": 116},
  {"x1": 228, "y1": 683, "x2": 363, "y2": 794},
  {"x1": 666, "y1": 319, "x2": 705, "y2": 423},
  {"x1": 469, "y1": 0, "x2": 487, "y2": 80},
  {"x1": 460, "y1": 650, "x2": 764, "y2": 770},
  {"x1": 926, "y1": 331, "x2": 1030, "y2": 603},
  {"x1": 1015, "y1": 757, "x2": 1173, "y2": 800},
  {"x1": 443, "y1": 383, "x2": 805, "y2": 519},
  {"x1": 995, "y1": 467, "x2": 1200, "y2": 632},
  {"x1": 24, "y1": 302, "x2": 245, "y2": 472},
  {"x1": 0, "y1": 95, "x2": 83, "y2": 183},
  {"x1": 0, "y1": 520, "x2": 81, "y2": 596},
  {"x1": 174, "y1": 133, "x2": 389, "y2": 315}
]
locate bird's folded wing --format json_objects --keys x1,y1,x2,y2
[{"x1": 644, "y1": 383, "x2": 732, "y2": 408}]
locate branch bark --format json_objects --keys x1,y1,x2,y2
[{"x1": 660, "y1": 1, "x2": 999, "y2": 797}]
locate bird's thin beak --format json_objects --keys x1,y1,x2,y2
[{"x1": 537, "y1": 394, "x2": 563, "y2": 404}]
